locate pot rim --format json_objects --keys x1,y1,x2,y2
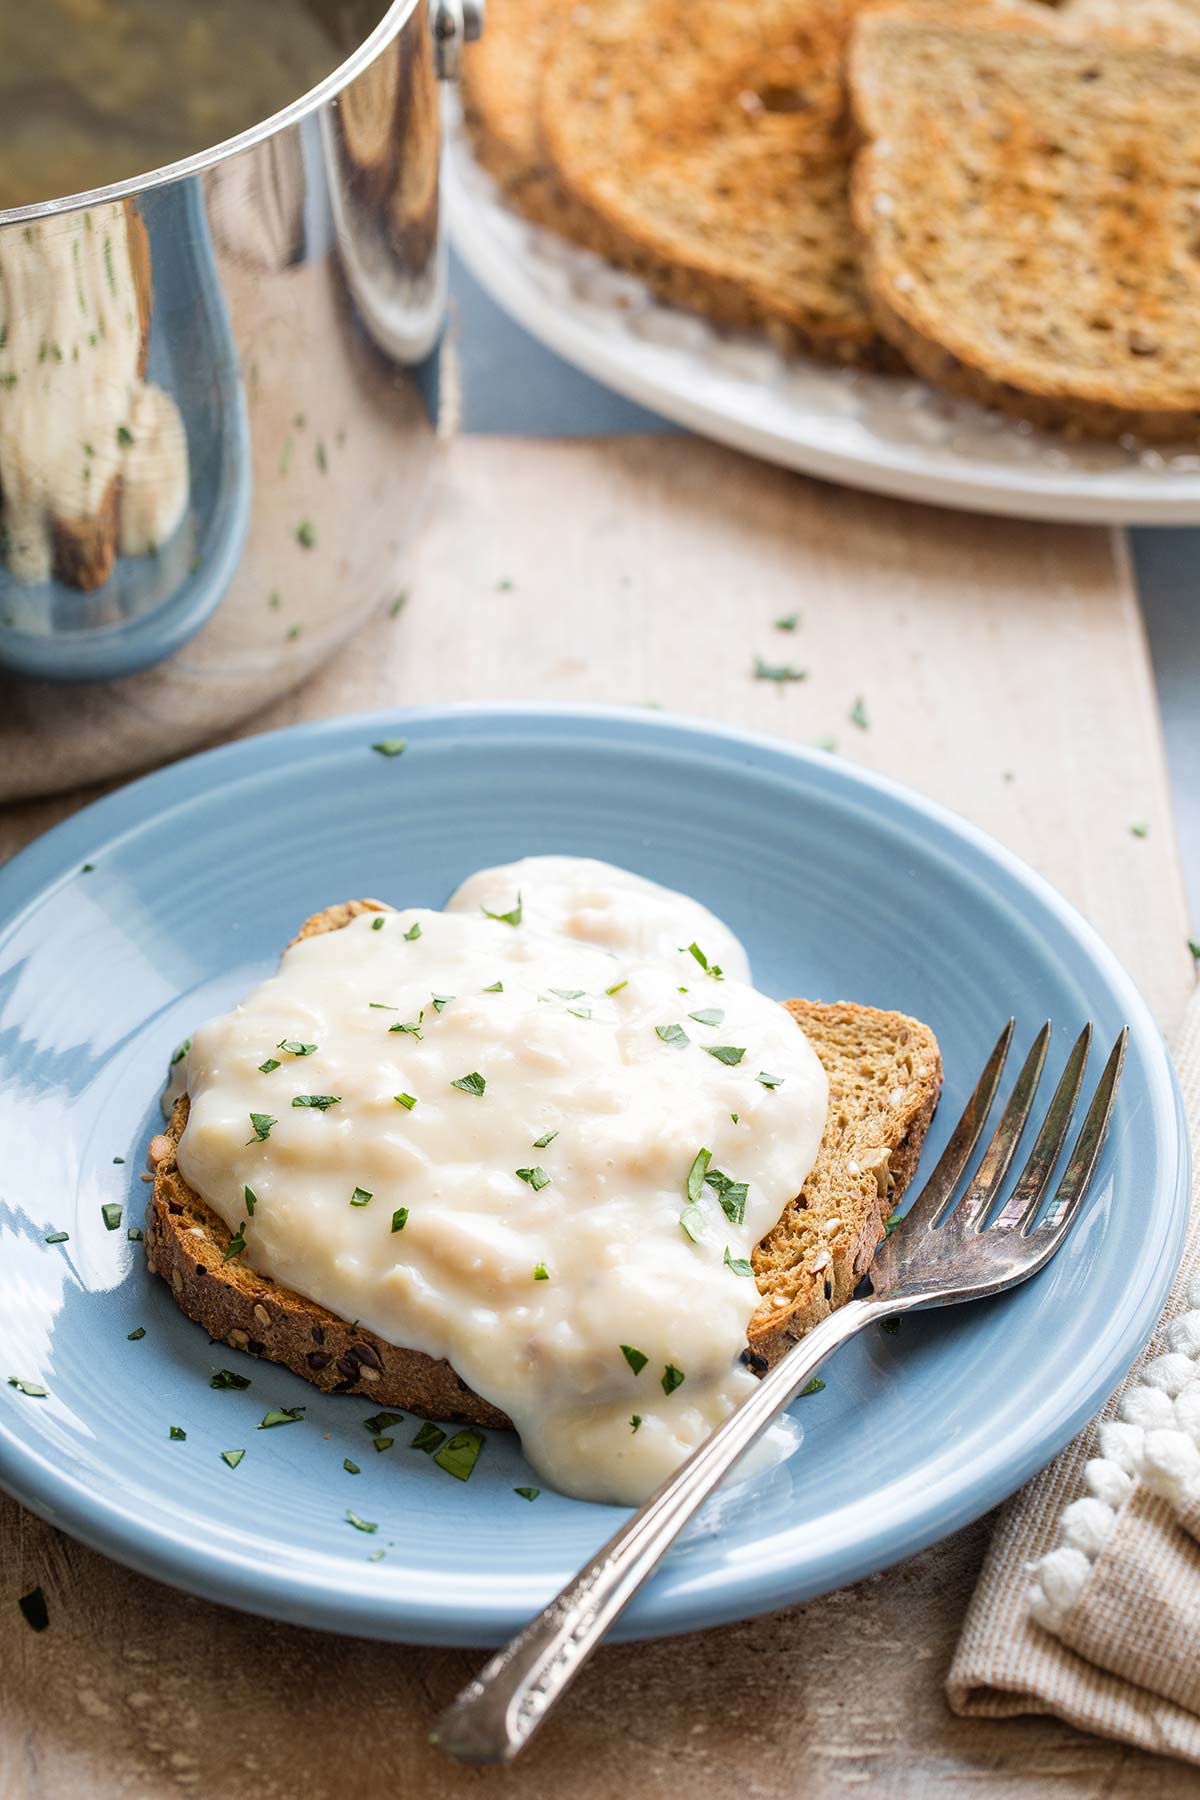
[{"x1": 0, "y1": 0, "x2": 422, "y2": 228}]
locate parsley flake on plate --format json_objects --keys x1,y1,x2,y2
[
  {"x1": 221, "y1": 1449, "x2": 245, "y2": 1469},
  {"x1": 259, "y1": 1408, "x2": 304, "y2": 1429},
  {"x1": 434, "y1": 1428, "x2": 484, "y2": 1481},
  {"x1": 210, "y1": 1369, "x2": 251, "y2": 1391},
  {"x1": 365, "y1": 1411, "x2": 404, "y2": 1434},
  {"x1": 371, "y1": 738, "x2": 408, "y2": 757},
  {"x1": 345, "y1": 1509, "x2": 378, "y2": 1533},
  {"x1": 514, "y1": 1486, "x2": 540, "y2": 1501},
  {"x1": 849, "y1": 696, "x2": 870, "y2": 731},
  {"x1": 101, "y1": 1203, "x2": 122, "y2": 1231},
  {"x1": 7, "y1": 1378, "x2": 47, "y2": 1397},
  {"x1": 126, "y1": 1326, "x2": 146, "y2": 1341},
  {"x1": 410, "y1": 1421, "x2": 445, "y2": 1453},
  {"x1": 169, "y1": 1426, "x2": 186, "y2": 1441},
  {"x1": 44, "y1": 1231, "x2": 69, "y2": 1245},
  {"x1": 753, "y1": 658, "x2": 807, "y2": 684},
  {"x1": 344, "y1": 1459, "x2": 361, "y2": 1475}
]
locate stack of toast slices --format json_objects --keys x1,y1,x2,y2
[
  {"x1": 462, "y1": 0, "x2": 1200, "y2": 440},
  {"x1": 147, "y1": 900, "x2": 943, "y2": 1424}
]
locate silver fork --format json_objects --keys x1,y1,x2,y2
[{"x1": 433, "y1": 1019, "x2": 1128, "y2": 1765}]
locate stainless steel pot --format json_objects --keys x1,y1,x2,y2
[{"x1": 0, "y1": 0, "x2": 481, "y2": 799}]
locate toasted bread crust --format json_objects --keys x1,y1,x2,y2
[{"x1": 147, "y1": 904, "x2": 941, "y2": 1424}]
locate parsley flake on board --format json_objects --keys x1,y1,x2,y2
[
  {"x1": 411, "y1": 1421, "x2": 446, "y2": 1453},
  {"x1": 482, "y1": 894, "x2": 522, "y2": 927},
  {"x1": 753, "y1": 658, "x2": 807, "y2": 684},
  {"x1": 661, "y1": 1364, "x2": 686, "y2": 1395},
  {"x1": 451, "y1": 1071, "x2": 486, "y2": 1097},
  {"x1": 292, "y1": 1095, "x2": 341, "y2": 1111},
  {"x1": 222, "y1": 1222, "x2": 247, "y2": 1262},
  {"x1": 724, "y1": 1247, "x2": 753, "y2": 1277},
  {"x1": 371, "y1": 738, "x2": 408, "y2": 757},
  {"x1": 532, "y1": 1130, "x2": 558, "y2": 1149},
  {"x1": 516, "y1": 1167, "x2": 551, "y2": 1191},
  {"x1": 18, "y1": 1587, "x2": 49, "y2": 1632},
  {"x1": 221, "y1": 1449, "x2": 245, "y2": 1469},
  {"x1": 101, "y1": 1203, "x2": 122, "y2": 1231},
  {"x1": 620, "y1": 1345, "x2": 648, "y2": 1376},
  {"x1": 434, "y1": 1429, "x2": 484, "y2": 1481},
  {"x1": 655, "y1": 1023, "x2": 689, "y2": 1047},
  {"x1": 246, "y1": 1112, "x2": 276, "y2": 1143},
  {"x1": 705, "y1": 1044, "x2": 745, "y2": 1066},
  {"x1": 349, "y1": 1187, "x2": 373, "y2": 1208},
  {"x1": 391, "y1": 1208, "x2": 409, "y2": 1232}
]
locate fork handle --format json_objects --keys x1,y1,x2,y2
[{"x1": 432, "y1": 1296, "x2": 880, "y2": 1763}]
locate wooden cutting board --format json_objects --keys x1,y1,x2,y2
[{"x1": 1, "y1": 435, "x2": 1194, "y2": 1799}]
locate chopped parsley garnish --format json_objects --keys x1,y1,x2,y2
[
  {"x1": 116, "y1": 423, "x2": 134, "y2": 449},
  {"x1": 7, "y1": 1378, "x2": 47, "y2": 1397},
  {"x1": 411, "y1": 1421, "x2": 446, "y2": 1453},
  {"x1": 547, "y1": 987, "x2": 585, "y2": 1000},
  {"x1": 278, "y1": 1040, "x2": 317, "y2": 1056},
  {"x1": 567, "y1": 1006, "x2": 592, "y2": 1021},
  {"x1": 849, "y1": 696, "x2": 870, "y2": 731},
  {"x1": 704, "y1": 1168, "x2": 749, "y2": 1226},
  {"x1": 170, "y1": 1038, "x2": 191, "y2": 1066},
  {"x1": 244, "y1": 1186, "x2": 257, "y2": 1215},
  {"x1": 775, "y1": 612, "x2": 799, "y2": 631},
  {"x1": 113, "y1": 1157, "x2": 125, "y2": 1165},
  {"x1": 101, "y1": 1203, "x2": 122, "y2": 1231},
  {"x1": 296, "y1": 519, "x2": 316, "y2": 549},
  {"x1": 656, "y1": 1022, "x2": 689, "y2": 1046},
  {"x1": 620, "y1": 1345, "x2": 648, "y2": 1376},
  {"x1": 532, "y1": 1130, "x2": 558, "y2": 1148},
  {"x1": 684, "y1": 942, "x2": 723, "y2": 980},
  {"x1": 514, "y1": 1486, "x2": 540, "y2": 1501},
  {"x1": 127, "y1": 1227, "x2": 143, "y2": 1242},
  {"x1": 292, "y1": 1094, "x2": 341, "y2": 1110},
  {"x1": 344, "y1": 1459, "x2": 361, "y2": 1474},
  {"x1": 371, "y1": 917, "x2": 385, "y2": 931},
  {"x1": 246, "y1": 1112, "x2": 276, "y2": 1143},
  {"x1": 605, "y1": 980, "x2": 628, "y2": 996},
  {"x1": 221, "y1": 1449, "x2": 245, "y2": 1469},
  {"x1": 799, "y1": 1378, "x2": 826, "y2": 1396},
  {"x1": 169, "y1": 1425, "x2": 186, "y2": 1440},
  {"x1": 44, "y1": 1231, "x2": 69, "y2": 1245},
  {"x1": 434, "y1": 1428, "x2": 484, "y2": 1481},
  {"x1": 369, "y1": 1002, "x2": 398, "y2": 1010},
  {"x1": 394, "y1": 1093, "x2": 417, "y2": 1110},
  {"x1": 18, "y1": 1587, "x2": 49, "y2": 1632},
  {"x1": 705, "y1": 1045, "x2": 745, "y2": 1066},
  {"x1": 364, "y1": 1411, "x2": 404, "y2": 1434},
  {"x1": 373, "y1": 1435, "x2": 393, "y2": 1452},
  {"x1": 126, "y1": 1326, "x2": 146, "y2": 1341},
  {"x1": 483, "y1": 980, "x2": 503, "y2": 992},
  {"x1": 349, "y1": 1187, "x2": 373, "y2": 1208},
  {"x1": 404, "y1": 920, "x2": 421, "y2": 941},
  {"x1": 679, "y1": 1206, "x2": 705, "y2": 1243},
  {"x1": 258, "y1": 1058, "x2": 281, "y2": 1074},
  {"x1": 884, "y1": 1210, "x2": 903, "y2": 1236},
  {"x1": 661, "y1": 1364, "x2": 686, "y2": 1395},
  {"x1": 724, "y1": 1247, "x2": 753, "y2": 1276},
  {"x1": 686, "y1": 1148, "x2": 711, "y2": 1203},
  {"x1": 533, "y1": 1263, "x2": 550, "y2": 1281},
  {"x1": 688, "y1": 1008, "x2": 724, "y2": 1027},
  {"x1": 756, "y1": 1071, "x2": 784, "y2": 1088},
  {"x1": 259, "y1": 1408, "x2": 304, "y2": 1428},
  {"x1": 880, "y1": 1316, "x2": 902, "y2": 1336},
  {"x1": 389, "y1": 1016, "x2": 425, "y2": 1039},
  {"x1": 222, "y1": 1222, "x2": 248, "y2": 1262},
  {"x1": 431, "y1": 993, "x2": 454, "y2": 1013},
  {"x1": 630, "y1": 1415, "x2": 642, "y2": 1433},
  {"x1": 345, "y1": 1509, "x2": 378, "y2": 1532},
  {"x1": 210, "y1": 1370, "x2": 251, "y2": 1391},
  {"x1": 371, "y1": 738, "x2": 408, "y2": 757},
  {"x1": 451, "y1": 1071, "x2": 486, "y2": 1097},
  {"x1": 80, "y1": 862, "x2": 94, "y2": 873},
  {"x1": 391, "y1": 1207, "x2": 409, "y2": 1233},
  {"x1": 753, "y1": 658, "x2": 807, "y2": 684},
  {"x1": 1131, "y1": 822, "x2": 1149, "y2": 839},
  {"x1": 516, "y1": 1166, "x2": 551, "y2": 1191},
  {"x1": 482, "y1": 893, "x2": 522, "y2": 927}
]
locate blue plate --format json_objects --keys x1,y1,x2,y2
[{"x1": 0, "y1": 705, "x2": 1187, "y2": 1644}]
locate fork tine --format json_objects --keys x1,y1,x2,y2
[
  {"x1": 1028, "y1": 1030, "x2": 1127, "y2": 1239},
  {"x1": 947, "y1": 1022, "x2": 1051, "y2": 1232},
  {"x1": 900, "y1": 1019, "x2": 1014, "y2": 1232},
  {"x1": 989, "y1": 1023, "x2": 1090, "y2": 1230}
]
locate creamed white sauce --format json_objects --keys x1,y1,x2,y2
[
  {"x1": 0, "y1": 203, "x2": 188, "y2": 583},
  {"x1": 176, "y1": 857, "x2": 828, "y2": 1504}
]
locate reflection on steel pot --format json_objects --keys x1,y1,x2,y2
[{"x1": 0, "y1": 0, "x2": 481, "y2": 798}]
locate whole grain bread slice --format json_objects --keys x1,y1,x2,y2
[
  {"x1": 849, "y1": 9, "x2": 1200, "y2": 439},
  {"x1": 1061, "y1": 0, "x2": 1200, "y2": 47},
  {"x1": 145, "y1": 901, "x2": 942, "y2": 1426},
  {"x1": 537, "y1": 0, "x2": 892, "y2": 364}
]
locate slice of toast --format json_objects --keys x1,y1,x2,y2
[
  {"x1": 849, "y1": 9, "x2": 1200, "y2": 439},
  {"x1": 145, "y1": 901, "x2": 942, "y2": 1426},
  {"x1": 1061, "y1": 0, "x2": 1200, "y2": 47},
  {"x1": 536, "y1": 0, "x2": 892, "y2": 364}
]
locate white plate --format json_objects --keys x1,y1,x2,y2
[{"x1": 446, "y1": 115, "x2": 1200, "y2": 525}]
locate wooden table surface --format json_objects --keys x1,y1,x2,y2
[{"x1": 3, "y1": 437, "x2": 1196, "y2": 1797}]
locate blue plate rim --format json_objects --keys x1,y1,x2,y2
[{"x1": 0, "y1": 701, "x2": 1189, "y2": 1644}]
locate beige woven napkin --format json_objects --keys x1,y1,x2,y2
[{"x1": 947, "y1": 985, "x2": 1200, "y2": 1762}]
